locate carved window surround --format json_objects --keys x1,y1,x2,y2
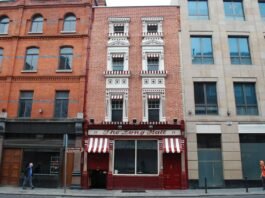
[
  {"x1": 108, "y1": 17, "x2": 130, "y2": 39},
  {"x1": 142, "y1": 17, "x2": 163, "y2": 38}
]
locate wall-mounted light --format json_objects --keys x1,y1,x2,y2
[
  {"x1": 173, "y1": 118, "x2": 178, "y2": 124},
  {"x1": 188, "y1": 111, "x2": 192, "y2": 116},
  {"x1": 90, "y1": 118, "x2": 94, "y2": 124},
  {"x1": 39, "y1": 109, "x2": 43, "y2": 114},
  {"x1": 132, "y1": 118, "x2": 137, "y2": 124},
  {"x1": 227, "y1": 110, "x2": 231, "y2": 116}
]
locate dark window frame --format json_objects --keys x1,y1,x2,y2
[
  {"x1": 63, "y1": 14, "x2": 76, "y2": 32},
  {"x1": 0, "y1": 16, "x2": 9, "y2": 34},
  {"x1": 54, "y1": 91, "x2": 69, "y2": 118},
  {"x1": 191, "y1": 36, "x2": 214, "y2": 64},
  {"x1": 58, "y1": 47, "x2": 73, "y2": 70},
  {"x1": 147, "y1": 24, "x2": 158, "y2": 33},
  {"x1": 111, "y1": 99, "x2": 123, "y2": 122},
  {"x1": 234, "y1": 82, "x2": 258, "y2": 115},
  {"x1": 148, "y1": 99, "x2": 160, "y2": 122},
  {"x1": 18, "y1": 91, "x2": 33, "y2": 118},
  {"x1": 30, "y1": 15, "x2": 43, "y2": 33},
  {"x1": 24, "y1": 47, "x2": 39, "y2": 71},
  {"x1": 224, "y1": 0, "x2": 245, "y2": 21},
  {"x1": 188, "y1": 0, "x2": 209, "y2": 19},
  {"x1": 114, "y1": 25, "x2": 124, "y2": 34},
  {"x1": 228, "y1": 36, "x2": 252, "y2": 65}
]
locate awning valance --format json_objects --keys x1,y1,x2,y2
[
  {"x1": 86, "y1": 138, "x2": 109, "y2": 153},
  {"x1": 147, "y1": 53, "x2": 160, "y2": 58},
  {"x1": 111, "y1": 94, "x2": 123, "y2": 100},
  {"x1": 148, "y1": 94, "x2": 160, "y2": 99},
  {"x1": 163, "y1": 138, "x2": 183, "y2": 153},
  {"x1": 112, "y1": 54, "x2": 124, "y2": 58}
]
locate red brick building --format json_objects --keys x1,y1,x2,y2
[
  {"x1": 0, "y1": 0, "x2": 92, "y2": 188},
  {"x1": 83, "y1": 3, "x2": 187, "y2": 189}
]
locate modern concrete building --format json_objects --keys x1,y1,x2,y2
[{"x1": 180, "y1": 0, "x2": 265, "y2": 188}]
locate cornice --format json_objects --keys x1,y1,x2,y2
[
  {"x1": 0, "y1": 34, "x2": 89, "y2": 40},
  {"x1": 0, "y1": 75, "x2": 85, "y2": 82}
]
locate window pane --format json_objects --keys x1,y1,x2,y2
[
  {"x1": 54, "y1": 91, "x2": 69, "y2": 118},
  {"x1": 0, "y1": 17, "x2": 9, "y2": 34},
  {"x1": 0, "y1": 49, "x2": 3, "y2": 67},
  {"x1": 206, "y1": 83, "x2": 217, "y2": 104},
  {"x1": 63, "y1": 15, "x2": 76, "y2": 32},
  {"x1": 245, "y1": 84, "x2": 257, "y2": 105},
  {"x1": 188, "y1": 1, "x2": 197, "y2": 16},
  {"x1": 31, "y1": 16, "x2": 43, "y2": 33},
  {"x1": 137, "y1": 140, "x2": 158, "y2": 174},
  {"x1": 224, "y1": 1, "x2": 244, "y2": 20},
  {"x1": 18, "y1": 91, "x2": 33, "y2": 118},
  {"x1": 239, "y1": 38, "x2": 250, "y2": 57},
  {"x1": 25, "y1": 48, "x2": 39, "y2": 70},
  {"x1": 112, "y1": 57, "x2": 124, "y2": 71},
  {"x1": 148, "y1": 99, "x2": 160, "y2": 122},
  {"x1": 202, "y1": 38, "x2": 212, "y2": 57},
  {"x1": 188, "y1": 0, "x2": 209, "y2": 19},
  {"x1": 114, "y1": 25, "x2": 124, "y2": 34},
  {"x1": 198, "y1": 1, "x2": 209, "y2": 16},
  {"x1": 111, "y1": 100, "x2": 123, "y2": 122},
  {"x1": 259, "y1": 2, "x2": 265, "y2": 18},
  {"x1": 59, "y1": 48, "x2": 73, "y2": 70},
  {"x1": 114, "y1": 140, "x2": 135, "y2": 174},
  {"x1": 194, "y1": 83, "x2": 205, "y2": 104},
  {"x1": 147, "y1": 57, "x2": 159, "y2": 71}
]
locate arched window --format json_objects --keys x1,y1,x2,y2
[
  {"x1": 30, "y1": 15, "x2": 43, "y2": 33},
  {"x1": 0, "y1": 48, "x2": 3, "y2": 67},
  {"x1": 63, "y1": 14, "x2": 76, "y2": 32},
  {"x1": 24, "y1": 47, "x2": 39, "y2": 71},
  {"x1": 0, "y1": 16, "x2": 9, "y2": 34},
  {"x1": 59, "y1": 47, "x2": 73, "y2": 70}
]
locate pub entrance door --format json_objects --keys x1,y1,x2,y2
[{"x1": 163, "y1": 153, "x2": 181, "y2": 189}]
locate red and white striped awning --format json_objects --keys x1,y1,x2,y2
[
  {"x1": 112, "y1": 54, "x2": 124, "y2": 58},
  {"x1": 86, "y1": 138, "x2": 109, "y2": 153},
  {"x1": 111, "y1": 94, "x2": 123, "y2": 100},
  {"x1": 163, "y1": 138, "x2": 182, "y2": 153},
  {"x1": 147, "y1": 53, "x2": 160, "y2": 58},
  {"x1": 148, "y1": 94, "x2": 160, "y2": 99},
  {"x1": 113, "y1": 23, "x2": 124, "y2": 27}
]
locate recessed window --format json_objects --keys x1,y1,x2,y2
[
  {"x1": 58, "y1": 47, "x2": 73, "y2": 70},
  {"x1": 30, "y1": 15, "x2": 43, "y2": 33},
  {"x1": 228, "y1": 36, "x2": 251, "y2": 65},
  {"x1": 0, "y1": 16, "x2": 9, "y2": 34},
  {"x1": 114, "y1": 25, "x2": 124, "y2": 34},
  {"x1": 259, "y1": 1, "x2": 265, "y2": 19},
  {"x1": 114, "y1": 140, "x2": 158, "y2": 175},
  {"x1": 224, "y1": 0, "x2": 245, "y2": 21},
  {"x1": 148, "y1": 99, "x2": 160, "y2": 122},
  {"x1": 147, "y1": 24, "x2": 158, "y2": 33},
  {"x1": 63, "y1": 14, "x2": 76, "y2": 32},
  {"x1": 24, "y1": 47, "x2": 39, "y2": 71},
  {"x1": 191, "y1": 36, "x2": 214, "y2": 64},
  {"x1": 18, "y1": 91, "x2": 33, "y2": 118},
  {"x1": 112, "y1": 57, "x2": 124, "y2": 71},
  {"x1": 194, "y1": 82, "x2": 218, "y2": 115},
  {"x1": 188, "y1": 0, "x2": 209, "y2": 19},
  {"x1": 234, "y1": 83, "x2": 258, "y2": 115},
  {"x1": 111, "y1": 99, "x2": 123, "y2": 122},
  {"x1": 54, "y1": 91, "x2": 69, "y2": 118},
  {"x1": 147, "y1": 56, "x2": 159, "y2": 71}
]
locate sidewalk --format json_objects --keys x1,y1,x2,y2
[{"x1": 0, "y1": 186, "x2": 264, "y2": 197}]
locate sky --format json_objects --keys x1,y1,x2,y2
[{"x1": 106, "y1": 0, "x2": 172, "y2": 6}]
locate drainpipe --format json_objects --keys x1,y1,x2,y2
[{"x1": 81, "y1": 1, "x2": 95, "y2": 189}]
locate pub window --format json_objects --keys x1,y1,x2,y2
[
  {"x1": 147, "y1": 24, "x2": 158, "y2": 33},
  {"x1": 148, "y1": 99, "x2": 160, "y2": 122},
  {"x1": 54, "y1": 91, "x2": 69, "y2": 118},
  {"x1": 114, "y1": 140, "x2": 158, "y2": 175},
  {"x1": 18, "y1": 91, "x2": 33, "y2": 118},
  {"x1": 147, "y1": 56, "x2": 159, "y2": 71},
  {"x1": 111, "y1": 99, "x2": 123, "y2": 122},
  {"x1": 112, "y1": 57, "x2": 124, "y2": 71}
]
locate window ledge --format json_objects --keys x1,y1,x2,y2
[
  {"x1": 56, "y1": 70, "x2": 72, "y2": 73},
  {"x1": 28, "y1": 31, "x2": 43, "y2": 34},
  {"x1": 21, "y1": 70, "x2": 37, "y2": 73},
  {"x1": 140, "y1": 70, "x2": 167, "y2": 77},
  {"x1": 0, "y1": 33, "x2": 8, "y2": 35},
  {"x1": 142, "y1": 32, "x2": 163, "y2": 37},
  {"x1": 104, "y1": 70, "x2": 131, "y2": 77},
  {"x1": 60, "y1": 30, "x2": 76, "y2": 34}
]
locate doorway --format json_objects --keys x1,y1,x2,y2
[{"x1": 163, "y1": 153, "x2": 181, "y2": 189}]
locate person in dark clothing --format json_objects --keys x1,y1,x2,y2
[
  {"x1": 22, "y1": 162, "x2": 34, "y2": 189},
  {"x1": 260, "y1": 160, "x2": 265, "y2": 190}
]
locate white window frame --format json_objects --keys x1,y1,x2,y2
[{"x1": 107, "y1": 48, "x2": 129, "y2": 71}]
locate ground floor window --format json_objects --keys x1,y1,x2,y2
[
  {"x1": 240, "y1": 134, "x2": 265, "y2": 180},
  {"x1": 114, "y1": 140, "x2": 158, "y2": 175},
  {"x1": 197, "y1": 134, "x2": 224, "y2": 187},
  {"x1": 23, "y1": 151, "x2": 60, "y2": 175}
]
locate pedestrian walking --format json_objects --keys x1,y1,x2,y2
[
  {"x1": 260, "y1": 160, "x2": 265, "y2": 190},
  {"x1": 22, "y1": 162, "x2": 34, "y2": 189}
]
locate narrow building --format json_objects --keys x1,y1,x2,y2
[
  {"x1": 83, "y1": 1, "x2": 187, "y2": 189},
  {"x1": 0, "y1": 0, "x2": 92, "y2": 188}
]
